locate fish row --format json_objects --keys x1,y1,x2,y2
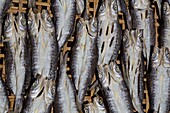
[{"x1": 0, "y1": 0, "x2": 169, "y2": 113}]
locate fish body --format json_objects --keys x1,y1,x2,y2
[
  {"x1": 121, "y1": 29, "x2": 144, "y2": 113},
  {"x1": 4, "y1": 12, "x2": 31, "y2": 113},
  {"x1": 160, "y1": 2, "x2": 170, "y2": 49},
  {"x1": 75, "y1": 0, "x2": 84, "y2": 15},
  {"x1": 0, "y1": 71, "x2": 9, "y2": 113},
  {"x1": 97, "y1": 0, "x2": 122, "y2": 65},
  {"x1": 54, "y1": 53, "x2": 78, "y2": 113},
  {"x1": 28, "y1": 9, "x2": 58, "y2": 80},
  {"x1": 83, "y1": 95, "x2": 107, "y2": 113},
  {"x1": 0, "y1": 0, "x2": 11, "y2": 40},
  {"x1": 144, "y1": 8, "x2": 156, "y2": 71},
  {"x1": 97, "y1": 62, "x2": 133, "y2": 113},
  {"x1": 22, "y1": 76, "x2": 55, "y2": 113},
  {"x1": 70, "y1": 17, "x2": 98, "y2": 111},
  {"x1": 51, "y1": 0, "x2": 76, "y2": 52},
  {"x1": 148, "y1": 47, "x2": 170, "y2": 113}
]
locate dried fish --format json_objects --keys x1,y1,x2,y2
[
  {"x1": 51, "y1": 0, "x2": 76, "y2": 52},
  {"x1": 83, "y1": 95, "x2": 107, "y2": 113},
  {"x1": 97, "y1": 0, "x2": 122, "y2": 65},
  {"x1": 97, "y1": 62, "x2": 133, "y2": 113},
  {"x1": 28, "y1": 9, "x2": 58, "y2": 80},
  {"x1": 22, "y1": 76, "x2": 55, "y2": 113},
  {"x1": 121, "y1": 29, "x2": 144, "y2": 113},
  {"x1": 54, "y1": 53, "x2": 78, "y2": 113},
  {"x1": 148, "y1": 47, "x2": 170, "y2": 113},
  {"x1": 70, "y1": 17, "x2": 98, "y2": 111},
  {"x1": 4, "y1": 12, "x2": 31, "y2": 113}
]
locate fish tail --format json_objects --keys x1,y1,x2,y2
[{"x1": 14, "y1": 97, "x2": 24, "y2": 113}]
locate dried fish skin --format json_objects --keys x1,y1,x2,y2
[
  {"x1": 160, "y1": 2, "x2": 170, "y2": 49},
  {"x1": 148, "y1": 47, "x2": 170, "y2": 113},
  {"x1": 70, "y1": 17, "x2": 98, "y2": 111},
  {"x1": 97, "y1": 62, "x2": 133, "y2": 113},
  {"x1": 28, "y1": 9, "x2": 58, "y2": 80},
  {"x1": 4, "y1": 12, "x2": 30, "y2": 113},
  {"x1": 121, "y1": 29, "x2": 144, "y2": 113},
  {"x1": 51, "y1": 0, "x2": 76, "y2": 52},
  {"x1": 54, "y1": 53, "x2": 78, "y2": 113},
  {"x1": 97, "y1": 0, "x2": 122, "y2": 65}
]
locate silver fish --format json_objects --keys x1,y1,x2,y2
[
  {"x1": 28, "y1": 9, "x2": 58, "y2": 80},
  {"x1": 148, "y1": 47, "x2": 170, "y2": 113},
  {"x1": 22, "y1": 76, "x2": 55, "y2": 113},
  {"x1": 160, "y1": 1, "x2": 170, "y2": 49},
  {"x1": 0, "y1": 0, "x2": 11, "y2": 40},
  {"x1": 0, "y1": 70, "x2": 9, "y2": 113},
  {"x1": 70, "y1": 17, "x2": 98, "y2": 111},
  {"x1": 54, "y1": 53, "x2": 78, "y2": 113},
  {"x1": 4, "y1": 12, "x2": 30, "y2": 113},
  {"x1": 143, "y1": 8, "x2": 156, "y2": 71},
  {"x1": 97, "y1": 62, "x2": 133, "y2": 113},
  {"x1": 83, "y1": 95, "x2": 107, "y2": 113},
  {"x1": 97, "y1": 0, "x2": 122, "y2": 65},
  {"x1": 51, "y1": 0, "x2": 76, "y2": 52},
  {"x1": 121, "y1": 29, "x2": 144, "y2": 113},
  {"x1": 130, "y1": 0, "x2": 150, "y2": 10}
]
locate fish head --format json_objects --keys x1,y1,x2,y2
[
  {"x1": 87, "y1": 17, "x2": 97, "y2": 37},
  {"x1": 110, "y1": 62, "x2": 123, "y2": 82},
  {"x1": 98, "y1": 1, "x2": 107, "y2": 19},
  {"x1": 29, "y1": 76, "x2": 45, "y2": 98},
  {"x1": 92, "y1": 95, "x2": 106, "y2": 112},
  {"x1": 41, "y1": 10, "x2": 54, "y2": 30},
  {"x1": 163, "y1": 47, "x2": 170, "y2": 67},
  {"x1": 97, "y1": 65, "x2": 110, "y2": 88},
  {"x1": 83, "y1": 102, "x2": 94, "y2": 113},
  {"x1": 162, "y1": 2, "x2": 170, "y2": 20},
  {"x1": 76, "y1": 18, "x2": 86, "y2": 37},
  {"x1": 110, "y1": 0, "x2": 118, "y2": 21},
  {"x1": 4, "y1": 13, "x2": 14, "y2": 34},
  {"x1": 151, "y1": 47, "x2": 161, "y2": 67},
  {"x1": 130, "y1": 0, "x2": 150, "y2": 10},
  {"x1": 17, "y1": 12, "x2": 27, "y2": 32}
]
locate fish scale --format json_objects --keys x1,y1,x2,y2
[{"x1": 148, "y1": 47, "x2": 170, "y2": 113}]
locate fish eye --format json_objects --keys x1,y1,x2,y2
[
  {"x1": 165, "y1": 49, "x2": 170, "y2": 59},
  {"x1": 76, "y1": 21, "x2": 83, "y2": 31},
  {"x1": 5, "y1": 21, "x2": 10, "y2": 27},
  {"x1": 28, "y1": 17, "x2": 32, "y2": 25},
  {"x1": 84, "y1": 106, "x2": 89, "y2": 113},
  {"x1": 98, "y1": 97, "x2": 103, "y2": 105},
  {"x1": 47, "y1": 16, "x2": 52, "y2": 22},
  {"x1": 115, "y1": 65, "x2": 120, "y2": 73},
  {"x1": 123, "y1": 35, "x2": 129, "y2": 46},
  {"x1": 99, "y1": 3, "x2": 106, "y2": 13},
  {"x1": 163, "y1": 4, "x2": 167, "y2": 12},
  {"x1": 93, "y1": 21, "x2": 97, "y2": 28},
  {"x1": 50, "y1": 84, "x2": 56, "y2": 97},
  {"x1": 31, "y1": 80, "x2": 39, "y2": 90},
  {"x1": 112, "y1": 1, "x2": 118, "y2": 12},
  {"x1": 21, "y1": 18, "x2": 26, "y2": 26},
  {"x1": 152, "y1": 52, "x2": 158, "y2": 61}
]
